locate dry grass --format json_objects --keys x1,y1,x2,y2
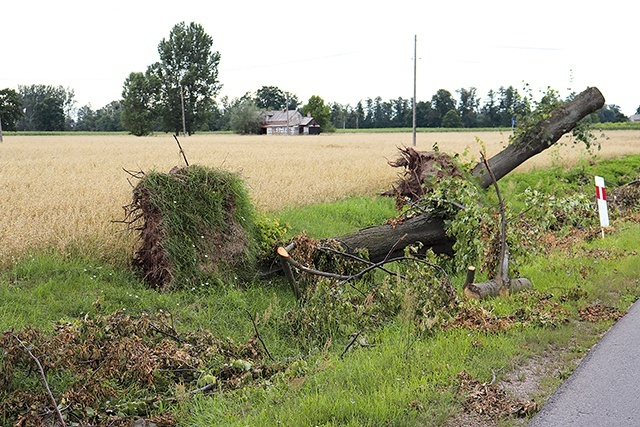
[{"x1": 1, "y1": 130, "x2": 638, "y2": 264}]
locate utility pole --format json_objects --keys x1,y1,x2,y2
[
  {"x1": 180, "y1": 84, "x2": 187, "y2": 137},
  {"x1": 412, "y1": 35, "x2": 417, "y2": 147},
  {"x1": 285, "y1": 92, "x2": 290, "y2": 135},
  {"x1": 0, "y1": 114, "x2": 3, "y2": 143}
]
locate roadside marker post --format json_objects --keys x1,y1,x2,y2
[{"x1": 595, "y1": 176, "x2": 609, "y2": 238}]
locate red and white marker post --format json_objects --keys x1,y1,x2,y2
[{"x1": 595, "y1": 176, "x2": 609, "y2": 238}]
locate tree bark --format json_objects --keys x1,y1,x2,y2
[
  {"x1": 471, "y1": 87, "x2": 605, "y2": 188},
  {"x1": 327, "y1": 87, "x2": 605, "y2": 262},
  {"x1": 464, "y1": 278, "x2": 533, "y2": 300},
  {"x1": 334, "y1": 215, "x2": 454, "y2": 263}
]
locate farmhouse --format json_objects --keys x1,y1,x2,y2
[
  {"x1": 630, "y1": 114, "x2": 640, "y2": 122},
  {"x1": 261, "y1": 110, "x2": 320, "y2": 135}
]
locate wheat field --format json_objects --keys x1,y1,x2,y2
[{"x1": 1, "y1": 130, "x2": 638, "y2": 264}]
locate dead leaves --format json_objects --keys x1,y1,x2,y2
[
  {"x1": 457, "y1": 371, "x2": 539, "y2": 418},
  {"x1": 578, "y1": 303, "x2": 626, "y2": 322},
  {"x1": 0, "y1": 311, "x2": 271, "y2": 427}
]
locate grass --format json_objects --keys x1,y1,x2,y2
[
  {"x1": 0, "y1": 132, "x2": 639, "y2": 426},
  {"x1": 276, "y1": 195, "x2": 397, "y2": 238}
]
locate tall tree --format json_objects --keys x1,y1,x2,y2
[
  {"x1": 496, "y1": 86, "x2": 528, "y2": 127},
  {"x1": 431, "y1": 89, "x2": 456, "y2": 127},
  {"x1": 151, "y1": 22, "x2": 221, "y2": 135},
  {"x1": 255, "y1": 86, "x2": 299, "y2": 110},
  {"x1": 32, "y1": 97, "x2": 65, "y2": 131},
  {"x1": 0, "y1": 88, "x2": 23, "y2": 131},
  {"x1": 17, "y1": 85, "x2": 75, "y2": 131},
  {"x1": 457, "y1": 87, "x2": 480, "y2": 128},
  {"x1": 121, "y1": 71, "x2": 160, "y2": 136},
  {"x1": 479, "y1": 89, "x2": 499, "y2": 127},
  {"x1": 75, "y1": 104, "x2": 97, "y2": 131},
  {"x1": 302, "y1": 95, "x2": 332, "y2": 132},
  {"x1": 96, "y1": 101, "x2": 123, "y2": 131}
]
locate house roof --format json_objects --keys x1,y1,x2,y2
[{"x1": 262, "y1": 110, "x2": 303, "y2": 126}]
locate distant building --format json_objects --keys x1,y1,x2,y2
[
  {"x1": 261, "y1": 110, "x2": 320, "y2": 135},
  {"x1": 629, "y1": 114, "x2": 640, "y2": 122}
]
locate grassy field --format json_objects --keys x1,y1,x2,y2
[
  {"x1": 1, "y1": 130, "x2": 639, "y2": 266},
  {"x1": 0, "y1": 131, "x2": 639, "y2": 426}
]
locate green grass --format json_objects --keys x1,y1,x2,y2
[
  {"x1": 276, "y1": 195, "x2": 397, "y2": 238},
  {"x1": 1, "y1": 156, "x2": 639, "y2": 426}
]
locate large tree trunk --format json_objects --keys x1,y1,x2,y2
[
  {"x1": 329, "y1": 87, "x2": 605, "y2": 263},
  {"x1": 471, "y1": 87, "x2": 605, "y2": 188}
]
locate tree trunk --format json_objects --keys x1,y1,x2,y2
[
  {"x1": 334, "y1": 215, "x2": 454, "y2": 264},
  {"x1": 328, "y1": 87, "x2": 605, "y2": 262},
  {"x1": 464, "y1": 278, "x2": 533, "y2": 300},
  {"x1": 471, "y1": 87, "x2": 605, "y2": 188}
]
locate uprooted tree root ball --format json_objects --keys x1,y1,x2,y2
[
  {"x1": 382, "y1": 147, "x2": 464, "y2": 206},
  {"x1": 122, "y1": 165, "x2": 262, "y2": 291}
]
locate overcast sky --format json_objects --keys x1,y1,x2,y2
[{"x1": 2, "y1": 0, "x2": 638, "y2": 115}]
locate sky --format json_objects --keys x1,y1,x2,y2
[{"x1": 2, "y1": 0, "x2": 639, "y2": 116}]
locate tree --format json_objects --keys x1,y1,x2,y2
[
  {"x1": 496, "y1": 86, "x2": 529, "y2": 127},
  {"x1": 302, "y1": 95, "x2": 332, "y2": 132},
  {"x1": 431, "y1": 89, "x2": 456, "y2": 127},
  {"x1": 595, "y1": 104, "x2": 627, "y2": 123},
  {"x1": 479, "y1": 89, "x2": 499, "y2": 127},
  {"x1": 457, "y1": 87, "x2": 480, "y2": 128},
  {"x1": 330, "y1": 102, "x2": 347, "y2": 129},
  {"x1": 0, "y1": 88, "x2": 23, "y2": 131},
  {"x1": 95, "y1": 101, "x2": 123, "y2": 131},
  {"x1": 32, "y1": 97, "x2": 65, "y2": 131},
  {"x1": 441, "y1": 109, "x2": 462, "y2": 128},
  {"x1": 229, "y1": 99, "x2": 262, "y2": 134},
  {"x1": 255, "y1": 86, "x2": 299, "y2": 110},
  {"x1": 391, "y1": 97, "x2": 411, "y2": 127},
  {"x1": 17, "y1": 85, "x2": 75, "y2": 131},
  {"x1": 151, "y1": 22, "x2": 221, "y2": 135},
  {"x1": 121, "y1": 71, "x2": 160, "y2": 136},
  {"x1": 75, "y1": 105, "x2": 97, "y2": 131}
]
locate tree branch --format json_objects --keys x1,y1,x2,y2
[{"x1": 11, "y1": 334, "x2": 67, "y2": 427}]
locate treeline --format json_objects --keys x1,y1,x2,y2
[
  {"x1": 0, "y1": 20, "x2": 635, "y2": 135},
  {"x1": 328, "y1": 86, "x2": 632, "y2": 129},
  {"x1": 0, "y1": 83, "x2": 633, "y2": 134},
  {"x1": 0, "y1": 85, "x2": 123, "y2": 132}
]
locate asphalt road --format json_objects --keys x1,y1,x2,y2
[{"x1": 528, "y1": 299, "x2": 640, "y2": 426}]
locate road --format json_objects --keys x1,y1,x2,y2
[{"x1": 528, "y1": 299, "x2": 640, "y2": 426}]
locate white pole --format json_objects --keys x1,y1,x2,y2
[{"x1": 595, "y1": 176, "x2": 609, "y2": 238}]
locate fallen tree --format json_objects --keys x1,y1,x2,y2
[{"x1": 331, "y1": 87, "x2": 605, "y2": 263}]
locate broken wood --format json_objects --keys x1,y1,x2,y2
[
  {"x1": 464, "y1": 266, "x2": 476, "y2": 287},
  {"x1": 277, "y1": 246, "x2": 301, "y2": 300},
  {"x1": 464, "y1": 278, "x2": 533, "y2": 300},
  {"x1": 330, "y1": 87, "x2": 605, "y2": 263}
]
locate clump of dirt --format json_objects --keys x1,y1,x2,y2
[
  {"x1": 382, "y1": 147, "x2": 464, "y2": 206},
  {"x1": 123, "y1": 165, "x2": 260, "y2": 291}
]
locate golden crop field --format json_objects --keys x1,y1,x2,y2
[{"x1": 1, "y1": 130, "x2": 639, "y2": 265}]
